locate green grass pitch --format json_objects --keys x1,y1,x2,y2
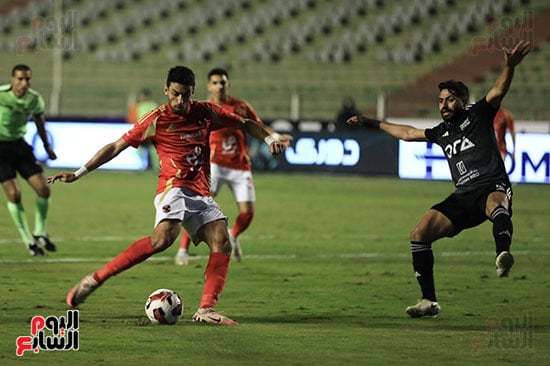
[{"x1": 1, "y1": 170, "x2": 549, "y2": 365}]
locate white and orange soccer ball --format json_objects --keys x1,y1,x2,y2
[{"x1": 145, "y1": 289, "x2": 183, "y2": 325}]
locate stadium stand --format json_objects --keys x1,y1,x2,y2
[
  {"x1": 387, "y1": 4, "x2": 550, "y2": 120},
  {"x1": 0, "y1": 0, "x2": 548, "y2": 121}
]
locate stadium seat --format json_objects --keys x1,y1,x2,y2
[{"x1": 0, "y1": 0, "x2": 547, "y2": 121}]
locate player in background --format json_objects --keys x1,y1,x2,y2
[
  {"x1": 347, "y1": 41, "x2": 530, "y2": 318},
  {"x1": 493, "y1": 108, "x2": 516, "y2": 162},
  {"x1": 126, "y1": 88, "x2": 158, "y2": 124},
  {"x1": 48, "y1": 66, "x2": 286, "y2": 325},
  {"x1": 126, "y1": 88, "x2": 159, "y2": 170},
  {"x1": 0, "y1": 64, "x2": 57, "y2": 256},
  {"x1": 175, "y1": 68, "x2": 292, "y2": 265}
]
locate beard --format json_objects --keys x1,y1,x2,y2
[{"x1": 442, "y1": 108, "x2": 467, "y2": 124}]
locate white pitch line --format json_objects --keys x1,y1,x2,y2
[{"x1": 0, "y1": 250, "x2": 549, "y2": 264}]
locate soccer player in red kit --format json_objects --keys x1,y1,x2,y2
[
  {"x1": 175, "y1": 68, "x2": 292, "y2": 265},
  {"x1": 48, "y1": 66, "x2": 286, "y2": 325},
  {"x1": 493, "y1": 108, "x2": 515, "y2": 162}
]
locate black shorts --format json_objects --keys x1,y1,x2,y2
[
  {"x1": 431, "y1": 182, "x2": 513, "y2": 237},
  {"x1": 0, "y1": 139, "x2": 43, "y2": 182}
]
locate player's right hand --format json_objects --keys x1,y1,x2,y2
[
  {"x1": 47, "y1": 172, "x2": 78, "y2": 184},
  {"x1": 346, "y1": 115, "x2": 361, "y2": 126},
  {"x1": 347, "y1": 115, "x2": 381, "y2": 129}
]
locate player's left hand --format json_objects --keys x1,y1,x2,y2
[
  {"x1": 269, "y1": 141, "x2": 286, "y2": 155},
  {"x1": 47, "y1": 172, "x2": 78, "y2": 184},
  {"x1": 278, "y1": 134, "x2": 294, "y2": 147},
  {"x1": 504, "y1": 40, "x2": 531, "y2": 67}
]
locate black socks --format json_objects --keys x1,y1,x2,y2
[
  {"x1": 411, "y1": 242, "x2": 436, "y2": 302},
  {"x1": 490, "y1": 206, "x2": 513, "y2": 256}
]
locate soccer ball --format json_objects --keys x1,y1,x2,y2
[{"x1": 145, "y1": 289, "x2": 183, "y2": 325}]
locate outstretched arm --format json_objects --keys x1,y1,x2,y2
[
  {"x1": 48, "y1": 137, "x2": 130, "y2": 183},
  {"x1": 347, "y1": 115, "x2": 427, "y2": 141},
  {"x1": 240, "y1": 118, "x2": 286, "y2": 155},
  {"x1": 486, "y1": 40, "x2": 531, "y2": 108}
]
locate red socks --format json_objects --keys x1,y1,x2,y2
[
  {"x1": 91, "y1": 237, "x2": 231, "y2": 309},
  {"x1": 93, "y1": 236, "x2": 156, "y2": 284},
  {"x1": 199, "y1": 252, "x2": 230, "y2": 308},
  {"x1": 231, "y1": 212, "x2": 254, "y2": 238}
]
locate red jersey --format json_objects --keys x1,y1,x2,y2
[
  {"x1": 123, "y1": 101, "x2": 241, "y2": 196},
  {"x1": 493, "y1": 109, "x2": 514, "y2": 153},
  {"x1": 209, "y1": 95, "x2": 262, "y2": 171}
]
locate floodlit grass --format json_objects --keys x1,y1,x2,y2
[{"x1": 1, "y1": 170, "x2": 549, "y2": 365}]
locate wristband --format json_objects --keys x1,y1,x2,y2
[
  {"x1": 358, "y1": 116, "x2": 381, "y2": 129},
  {"x1": 272, "y1": 132, "x2": 281, "y2": 139},
  {"x1": 264, "y1": 135, "x2": 278, "y2": 146},
  {"x1": 74, "y1": 166, "x2": 88, "y2": 178}
]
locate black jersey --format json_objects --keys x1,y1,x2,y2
[{"x1": 425, "y1": 98, "x2": 509, "y2": 193}]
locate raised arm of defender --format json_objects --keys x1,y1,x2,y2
[{"x1": 486, "y1": 40, "x2": 531, "y2": 108}]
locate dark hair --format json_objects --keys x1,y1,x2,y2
[
  {"x1": 208, "y1": 67, "x2": 229, "y2": 79},
  {"x1": 166, "y1": 66, "x2": 195, "y2": 87},
  {"x1": 12, "y1": 64, "x2": 31, "y2": 76},
  {"x1": 438, "y1": 80, "x2": 469, "y2": 101}
]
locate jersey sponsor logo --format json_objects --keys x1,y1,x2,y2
[
  {"x1": 444, "y1": 137, "x2": 475, "y2": 158},
  {"x1": 179, "y1": 130, "x2": 202, "y2": 140},
  {"x1": 456, "y1": 169, "x2": 480, "y2": 186}
]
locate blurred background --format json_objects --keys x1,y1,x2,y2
[{"x1": 0, "y1": 0, "x2": 548, "y2": 122}]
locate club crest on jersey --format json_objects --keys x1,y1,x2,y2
[{"x1": 444, "y1": 137, "x2": 475, "y2": 158}]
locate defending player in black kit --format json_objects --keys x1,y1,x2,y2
[{"x1": 347, "y1": 40, "x2": 531, "y2": 318}]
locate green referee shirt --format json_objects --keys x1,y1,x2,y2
[
  {"x1": 0, "y1": 83, "x2": 45, "y2": 141},
  {"x1": 136, "y1": 100, "x2": 158, "y2": 120}
]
